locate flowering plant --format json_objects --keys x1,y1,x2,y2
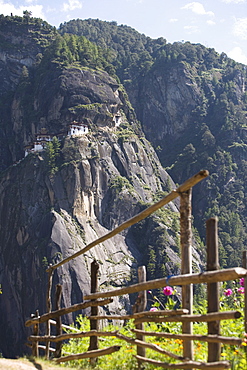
[
  {"x1": 224, "y1": 288, "x2": 233, "y2": 297},
  {"x1": 163, "y1": 286, "x2": 174, "y2": 296},
  {"x1": 240, "y1": 277, "x2": 245, "y2": 288},
  {"x1": 221, "y1": 279, "x2": 245, "y2": 309},
  {"x1": 148, "y1": 286, "x2": 177, "y2": 311}
]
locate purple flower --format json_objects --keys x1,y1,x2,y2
[
  {"x1": 238, "y1": 287, "x2": 245, "y2": 294},
  {"x1": 150, "y1": 307, "x2": 158, "y2": 312},
  {"x1": 224, "y1": 289, "x2": 233, "y2": 297},
  {"x1": 240, "y1": 278, "x2": 245, "y2": 287},
  {"x1": 163, "y1": 286, "x2": 174, "y2": 296}
]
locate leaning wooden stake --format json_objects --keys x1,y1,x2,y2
[
  {"x1": 133, "y1": 266, "x2": 147, "y2": 370},
  {"x1": 207, "y1": 218, "x2": 220, "y2": 362},
  {"x1": 180, "y1": 188, "x2": 193, "y2": 362},
  {"x1": 88, "y1": 260, "x2": 99, "y2": 366},
  {"x1": 54, "y1": 284, "x2": 62, "y2": 358},
  {"x1": 32, "y1": 310, "x2": 39, "y2": 357},
  {"x1": 45, "y1": 265, "x2": 54, "y2": 359}
]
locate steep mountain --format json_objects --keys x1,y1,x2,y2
[
  {"x1": 1, "y1": 14, "x2": 247, "y2": 358},
  {"x1": 0, "y1": 15, "x2": 203, "y2": 358},
  {"x1": 60, "y1": 18, "x2": 247, "y2": 268}
]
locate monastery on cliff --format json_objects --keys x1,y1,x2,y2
[{"x1": 25, "y1": 122, "x2": 88, "y2": 156}]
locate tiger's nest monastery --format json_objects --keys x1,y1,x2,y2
[{"x1": 24, "y1": 122, "x2": 88, "y2": 157}]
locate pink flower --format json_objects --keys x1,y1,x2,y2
[
  {"x1": 240, "y1": 278, "x2": 245, "y2": 287},
  {"x1": 224, "y1": 289, "x2": 233, "y2": 296},
  {"x1": 148, "y1": 290, "x2": 152, "y2": 294},
  {"x1": 150, "y1": 307, "x2": 158, "y2": 312},
  {"x1": 238, "y1": 287, "x2": 245, "y2": 294},
  {"x1": 163, "y1": 286, "x2": 174, "y2": 296}
]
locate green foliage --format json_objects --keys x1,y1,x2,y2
[
  {"x1": 39, "y1": 32, "x2": 115, "y2": 72},
  {"x1": 129, "y1": 205, "x2": 180, "y2": 285},
  {"x1": 0, "y1": 14, "x2": 56, "y2": 51},
  {"x1": 164, "y1": 69, "x2": 247, "y2": 269},
  {"x1": 110, "y1": 176, "x2": 134, "y2": 195},
  {"x1": 61, "y1": 138, "x2": 81, "y2": 164},
  {"x1": 62, "y1": 317, "x2": 138, "y2": 370},
  {"x1": 23, "y1": 10, "x2": 32, "y2": 19},
  {"x1": 59, "y1": 18, "x2": 164, "y2": 81},
  {"x1": 116, "y1": 124, "x2": 136, "y2": 143},
  {"x1": 44, "y1": 136, "x2": 61, "y2": 175},
  {"x1": 59, "y1": 19, "x2": 247, "y2": 100}
]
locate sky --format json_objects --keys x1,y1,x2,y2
[{"x1": 1, "y1": 0, "x2": 247, "y2": 64}]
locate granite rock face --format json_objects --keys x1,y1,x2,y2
[
  {"x1": 0, "y1": 121, "x2": 186, "y2": 357},
  {"x1": 129, "y1": 63, "x2": 202, "y2": 145}
]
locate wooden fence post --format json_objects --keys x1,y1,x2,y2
[
  {"x1": 88, "y1": 260, "x2": 99, "y2": 366},
  {"x1": 133, "y1": 266, "x2": 147, "y2": 370},
  {"x1": 206, "y1": 217, "x2": 220, "y2": 362},
  {"x1": 45, "y1": 265, "x2": 54, "y2": 359},
  {"x1": 54, "y1": 284, "x2": 62, "y2": 358},
  {"x1": 32, "y1": 310, "x2": 39, "y2": 357},
  {"x1": 180, "y1": 189, "x2": 193, "y2": 362}
]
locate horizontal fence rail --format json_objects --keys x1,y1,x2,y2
[
  {"x1": 25, "y1": 298, "x2": 112, "y2": 327},
  {"x1": 87, "y1": 309, "x2": 190, "y2": 320},
  {"x1": 135, "y1": 356, "x2": 231, "y2": 370},
  {"x1": 133, "y1": 310, "x2": 241, "y2": 324},
  {"x1": 83, "y1": 267, "x2": 247, "y2": 301},
  {"x1": 132, "y1": 329, "x2": 243, "y2": 346}
]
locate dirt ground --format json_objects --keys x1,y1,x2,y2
[{"x1": 0, "y1": 358, "x2": 76, "y2": 370}]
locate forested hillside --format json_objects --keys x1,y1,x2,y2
[{"x1": 60, "y1": 18, "x2": 247, "y2": 268}]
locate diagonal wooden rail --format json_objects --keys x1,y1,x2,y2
[{"x1": 47, "y1": 170, "x2": 209, "y2": 272}]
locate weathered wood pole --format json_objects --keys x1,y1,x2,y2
[
  {"x1": 180, "y1": 188, "x2": 193, "y2": 361},
  {"x1": 54, "y1": 284, "x2": 63, "y2": 358},
  {"x1": 45, "y1": 265, "x2": 54, "y2": 359},
  {"x1": 242, "y1": 251, "x2": 247, "y2": 360},
  {"x1": 88, "y1": 260, "x2": 99, "y2": 366},
  {"x1": 133, "y1": 266, "x2": 147, "y2": 370},
  {"x1": 206, "y1": 218, "x2": 220, "y2": 362},
  {"x1": 32, "y1": 310, "x2": 39, "y2": 357}
]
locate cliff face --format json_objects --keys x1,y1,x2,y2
[
  {"x1": 129, "y1": 63, "x2": 202, "y2": 143},
  {"x1": 0, "y1": 17, "x2": 56, "y2": 170},
  {"x1": 0, "y1": 124, "x2": 186, "y2": 356},
  {"x1": 0, "y1": 62, "x2": 131, "y2": 170}
]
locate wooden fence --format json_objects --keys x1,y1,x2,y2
[{"x1": 25, "y1": 170, "x2": 247, "y2": 369}]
